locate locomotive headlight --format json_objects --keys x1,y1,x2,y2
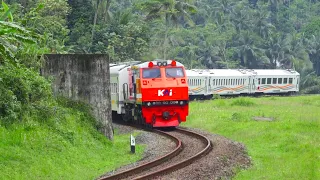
[
  {"x1": 147, "y1": 102, "x2": 151, "y2": 106},
  {"x1": 180, "y1": 101, "x2": 184, "y2": 105}
]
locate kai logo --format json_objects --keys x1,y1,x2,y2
[{"x1": 158, "y1": 89, "x2": 172, "y2": 96}]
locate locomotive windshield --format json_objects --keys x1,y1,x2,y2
[
  {"x1": 165, "y1": 67, "x2": 184, "y2": 78},
  {"x1": 142, "y1": 68, "x2": 161, "y2": 78}
]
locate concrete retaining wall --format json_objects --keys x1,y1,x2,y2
[{"x1": 41, "y1": 54, "x2": 113, "y2": 140}]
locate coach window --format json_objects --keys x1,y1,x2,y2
[
  {"x1": 143, "y1": 68, "x2": 161, "y2": 78},
  {"x1": 213, "y1": 79, "x2": 215, "y2": 86},
  {"x1": 273, "y1": 78, "x2": 277, "y2": 84},
  {"x1": 284, "y1": 78, "x2": 288, "y2": 84},
  {"x1": 289, "y1": 78, "x2": 293, "y2": 84},
  {"x1": 278, "y1": 78, "x2": 282, "y2": 84},
  {"x1": 267, "y1": 78, "x2": 271, "y2": 84},
  {"x1": 261, "y1": 78, "x2": 266, "y2": 84}
]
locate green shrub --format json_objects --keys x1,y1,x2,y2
[{"x1": 0, "y1": 63, "x2": 52, "y2": 124}]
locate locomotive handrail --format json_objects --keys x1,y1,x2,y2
[{"x1": 122, "y1": 83, "x2": 129, "y2": 100}]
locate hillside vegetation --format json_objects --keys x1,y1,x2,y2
[
  {"x1": 184, "y1": 95, "x2": 320, "y2": 179},
  {"x1": 0, "y1": 97, "x2": 144, "y2": 179},
  {"x1": 1, "y1": 2, "x2": 143, "y2": 179}
]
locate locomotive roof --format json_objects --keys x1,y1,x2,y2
[{"x1": 110, "y1": 60, "x2": 184, "y2": 74}]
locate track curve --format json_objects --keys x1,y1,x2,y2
[
  {"x1": 98, "y1": 129, "x2": 182, "y2": 180},
  {"x1": 98, "y1": 126, "x2": 212, "y2": 180}
]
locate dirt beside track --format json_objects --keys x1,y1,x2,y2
[
  {"x1": 105, "y1": 123, "x2": 251, "y2": 180},
  {"x1": 156, "y1": 127, "x2": 252, "y2": 180}
]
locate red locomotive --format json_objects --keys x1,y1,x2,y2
[{"x1": 110, "y1": 60, "x2": 189, "y2": 128}]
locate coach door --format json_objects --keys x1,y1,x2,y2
[
  {"x1": 110, "y1": 75, "x2": 119, "y2": 111},
  {"x1": 252, "y1": 75, "x2": 257, "y2": 93},
  {"x1": 296, "y1": 75, "x2": 300, "y2": 90},
  {"x1": 248, "y1": 76, "x2": 252, "y2": 94},
  {"x1": 207, "y1": 76, "x2": 211, "y2": 95}
]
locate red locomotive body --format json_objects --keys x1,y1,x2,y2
[
  {"x1": 110, "y1": 59, "x2": 189, "y2": 128},
  {"x1": 140, "y1": 61, "x2": 189, "y2": 127}
]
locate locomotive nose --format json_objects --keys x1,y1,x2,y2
[{"x1": 162, "y1": 111, "x2": 170, "y2": 120}]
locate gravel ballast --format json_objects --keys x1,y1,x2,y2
[{"x1": 102, "y1": 123, "x2": 251, "y2": 180}]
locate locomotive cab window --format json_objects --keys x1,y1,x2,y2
[
  {"x1": 165, "y1": 67, "x2": 184, "y2": 78},
  {"x1": 142, "y1": 68, "x2": 161, "y2": 78}
]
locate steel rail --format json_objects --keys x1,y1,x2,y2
[
  {"x1": 99, "y1": 129, "x2": 183, "y2": 180},
  {"x1": 131, "y1": 127, "x2": 212, "y2": 180}
]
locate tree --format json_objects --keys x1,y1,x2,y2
[
  {"x1": 0, "y1": 1, "x2": 37, "y2": 64},
  {"x1": 139, "y1": 0, "x2": 197, "y2": 59}
]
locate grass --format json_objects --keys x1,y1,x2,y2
[
  {"x1": 0, "y1": 100, "x2": 144, "y2": 180},
  {"x1": 183, "y1": 95, "x2": 320, "y2": 180}
]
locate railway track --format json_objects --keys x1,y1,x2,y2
[{"x1": 98, "y1": 126, "x2": 212, "y2": 180}]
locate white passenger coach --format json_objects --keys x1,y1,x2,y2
[{"x1": 186, "y1": 69, "x2": 300, "y2": 100}]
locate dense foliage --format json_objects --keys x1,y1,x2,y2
[
  {"x1": 7, "y1": 0, "x2": 320, "y2": 93},
  {"x1": 0, "y1": 1, "x2": 53, "y2": 123}
]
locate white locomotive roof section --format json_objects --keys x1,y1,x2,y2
[
  {"x1": 137, "y1": 59, "x2": 184, "y2": 68},
  {"x1": 253, "y1": 69, "x2": 300, "y2": 76}
]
